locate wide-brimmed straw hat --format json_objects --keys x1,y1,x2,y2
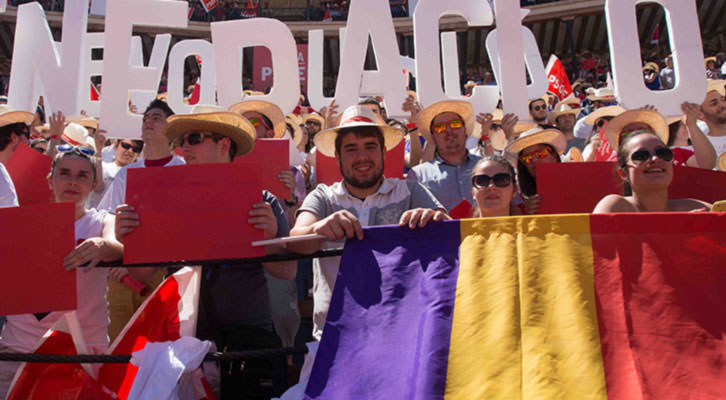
[
  {"x1": 603, "y1": 109, "x2": 669, "y2": 151},
  {"x1": 586, "y1": 88, "x2": 616, "y2": 102},
  {"x1": 505, "y1": 127, "x2": 567, "y2": 158},
  {"x1": 313, "y1": 105, "x2": 403, "y2": 157},
  {"x1": 559, "y1": 97, "x2": 582, "y2": 108},
  {"x1": 67, "y1": 115, "x2": 99, "y2": 131},
  {"x1": 0, "y1": 105, "x2": 34, "y2": 128},
  {"x1": 286, "y1": 114, "x2": 304, "y2": 147},
  {"x1": 166, "y1": 105, "x2": 256, "y2": 157},
  {"x1": 706, "y1": 79, "x2": 726, "y2": 97},
  {"x1": 303, "y1": 112, "x2": 325, "y2": 126},
  {"x1": 643, "y1": 62, "x2": 660, "y2": 73},
  {"x1": 548, "y1": 102, "x2": 582, "y2": 125},
  {"x1": 62, "y1": 123, "x2": 96, "y2": 152},
  {"x1": 229, "y1": 100, "x2": 286, "y2": 138},
  {"x1": 718, "y1": 153, "x2": 726, "y2": 172},
  {"x1": 584, "y1": 105, "x2": 626, "y2": 125},
  {"x1": 416, "y1": 100, "x2": 475, "y2": 137},
  {"x1": 705, "y1": 57, "x2": 717, "y2": 67}
]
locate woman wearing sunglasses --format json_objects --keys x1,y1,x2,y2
[
  {"x1": 471, "y1": 155, "x2": 518, "y2": 217},
  {"x1": 593, "y1": 131, "x2": 711, "y2": 213},
  {"x1": 504, "y1": 127, "x2": 567, "y2": 215},
  {"x1": 0, "y1": 146, "x2": 123, "y2": 396}
]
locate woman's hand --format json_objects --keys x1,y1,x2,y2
[
  {"x1": 523, "y1": 194, "x2": 541, "y2": 215},
  {"x1": 63, "y1": 238, "x2": 106, "y2": 271}
]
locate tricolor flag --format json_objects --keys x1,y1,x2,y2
[{"x1": 305, "y1": 214, "x2": 726, "y2": 399}]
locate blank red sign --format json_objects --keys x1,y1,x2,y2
[
  {"x1": 315, "y1": 140, "x2": 405, "y2": 186},
  {"x1": 234, "y1": 138, "x2": 290, "y2": 201},
  {"x1": 536, "y1": 162, "x2": 623, "y2": 214},
  {"x1": 124, "y1": 163, "x2": 265, "y2": 264},
  {"x1": 0, "y1": 202, "x2": 76, "y2": 315},
  {"x1": 669, "y1": 166, "x2": 726, "y2": 204},
  {"x1": 5, "y1": 142, "x2": 54, "y2": 205}
]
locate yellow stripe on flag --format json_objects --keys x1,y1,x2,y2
[{"x1": 446, "y1": 215, "x2": 607, "y2": 399}]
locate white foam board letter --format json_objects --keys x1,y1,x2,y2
[
  {"x1": 80, "y1": 33, "x2": 105, "y2": 117},
  {"x1": 167, "y1": 40, "x2": 217, "y2": 114},
  {"x1": 605, "y1": 0, "x2": 706, "y2": 115},
  {"x1": 334, "y1": 0, "x2": 408, "y2": 118},
  {"x1": 128, "y1": 34, "x2": 172, "y2": 112},
  {"x1": 413, "y1": 0, "x2": 497, "y2": 114},
  {"x1": 306, "y1": 29, "x2": 334, "y2": 111},
  {"x1": 486, "y1": 26, "x2": 548, "y2": 104},
  {"x1": 8, "y1": 0, "x2": 87, "y2": 116},
  {"x1": 100, "y1": 0, "x2": 186, "y2": 138},
  {"x1": 211, "y1": 18, "x2": 300, "y2": 114}
]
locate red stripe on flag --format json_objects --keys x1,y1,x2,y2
[{"x1": 590, "y1": 213, "x2": 726, "y2": 399}]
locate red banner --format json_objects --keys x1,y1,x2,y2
[
  {"x1": 315, "y1": 140, "x2": 405, "y2": 186},
  {"x1": 234, "y1": 138, "x2": 290, "y2": 201},
  {"x1": 5, "y1": 142, "x2": 54, "y2": 205},
  {"x1": 536, "y1": 162, "x2": 623, "y2": 214},
  {"x1": 124, "y1": 164, "x2": 265, "y2": 264},
  {"x1": 253, "y1": 45, "x2": 308, "y2": 92},
  {"x1": 546, "y1": 55, "x2": 573, "y2": 101},
  {"x1": 199, "y1": 0, "x2": 218, "y2": 12},
  {"x1": 0, "y1": 202, "x2": 76, "y2": 315}
]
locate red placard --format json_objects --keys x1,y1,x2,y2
[
  {"x1": 536, "y1": 162, "x2": 623, "y2": 214},
  {"x1": 234, "y1": 138, "x2": 290, "y2": 201},
  {"x1": 0, "y1": 202, "x2": 76, "y2": 315},
  {"x1": 5, "y1": 142, "x2": 54, "y2": 205},
  {"x1": 253, "y1": 45, "x2": 308, "y2": 92},
  {"x1": 124, "y1": 163, "x2": 265, "y2": 264},
  {"x1": 449, "y1": 200, "x2": 474, "y2": 219},
  {"x1": 669, "y1": 166, "x2": 726, "y2": 204},
  {"x1": 315, "y1": 140, "x2": 406, "y2": 186}
]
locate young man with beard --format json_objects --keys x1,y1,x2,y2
[
  {"x1": 288, "y1": 105, "x2": 448, "y2": 341},
  {"x1": 694, "y1": 80, "x2": 726, "y2": 156},
  {"x1": 548, "y1": 102, "x2": 585, "y2": 151},
  {"x1": 115, "y1": 106, "x2": 296, "y2": 398},
  {"x1": 528, "y1": 98, "x2": 554, "y2": 128},
  {"x1": 406, "y1": 100, "x2": 481, "y2": 211}
]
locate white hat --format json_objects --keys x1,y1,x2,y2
[{"x1": 62, "y1": 123, "x2": 96, "y2": 152}]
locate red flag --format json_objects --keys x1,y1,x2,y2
[
  {"x1": 90, "y1": 82, "x2": 100, "y2": 101},
  {"x1": 189, "y1": 83, "x2": 201, "y2": 105},
  {"x1": 199, "y1": 0, "x2": 218, "y2": 12},
  {"x1": 7, "y1": 313, "x2": 112, "y2": 400},
  {"x1": 650, "y1": 24, "x2": 660, "y2": 45},
  {"x1": 594, "y1": 125, "x2": 616, "y2": 162},
  {"x1": 545, "y1": 55, "x2": 573, "y2": 101},
  {"x1": 97, "y1": 268, "x2": 204, "y2": 399}
]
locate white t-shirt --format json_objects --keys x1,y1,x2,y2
[
  {"x1": 88, "y1": 161, "x2": 123, "y2": 209},
  {"x1": 696, "y1": 120, "x2": 726, "y2": 156},
  {"x1": 0, "y1": 209, "x2": 110, "y2": 353},
  {"x1": 0, "y1": 163, "x2": 18, "y2": 208},
  {"x1": 97, "y1": 155, "x2": 186, "y2": 213}
]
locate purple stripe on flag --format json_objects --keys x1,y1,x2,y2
[{"x1": 304, "y1": 220, "x2": 461, "y2": 400}]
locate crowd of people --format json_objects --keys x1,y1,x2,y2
[{"x1": 0, "y1": 47, "x2": 725, "y2": 397}]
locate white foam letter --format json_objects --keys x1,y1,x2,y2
[{"x1": 167, "y1": 40, "x2": 217, "y2": 114}]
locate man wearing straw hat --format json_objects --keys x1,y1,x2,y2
[
  {"x1": 0, "y1": 105, "x2": 34, "y2": 207},
  {"x1": 574, "y1": 88, "x2": 618, "y2": 140},
  {"x1": 407, "y1": 100, "x2": 481, "y2": 211},
  {"x1": 116, "y1": 105, "x2": 295, "y2": 397},
  {"x1": 288, "y1": 105, "x2": 447, "y2": 341},
  {"x1": 694, "y1": 80, "x2": 726, "y2": 156},
  {"x1": 548, "y1": 101, "x2": 585, "y2": 151}
]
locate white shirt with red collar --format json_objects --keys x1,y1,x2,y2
[{"x1": 0, "y1": 209, "x2": 110, "y2": 354}]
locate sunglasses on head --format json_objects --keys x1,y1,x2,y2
[
  {"x1": 119, "y1": 142, "x2": 142, "y2": 153},
  {"x1": 431, "y1": 119, "x2": 464, "y2": 134},
  {"x1": 630, "y1": 146, "x2": 673, "y2": 164},
  {"x1": 472, "y1": 173, "x2": 512, "y2": 189},
  {"x1": 519, "y1": 147, "x2": 554, "y2": 165},
  {"x1": 178, "y1": 132, "x2": 222, "y2": 147},
  {"x1": 57, "y1": 143, "x2": 95, "y2": 157}
]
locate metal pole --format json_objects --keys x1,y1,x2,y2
[{"x1": 565, "y1": 18, "x2": 578, "y2": 82}]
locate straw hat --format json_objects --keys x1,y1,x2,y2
[
  {"x1": 464, "y1": 80, "x2": 476, "y2": 90},
  {"x1": 705, "y1": 57, "x2": 717, "y2": 67},
  {"x1": 67, "y1": 115, "x2": 99, "y2": 131},
  {"x1": 286, "y1": 114, "x2": 304, "y2": 147},
  {"x1": 303, "y1": 112, "x2": 325, "y2": 127},
  {"x1": 603, "y1": 109, "x2": 669, "y2": 151},
  {"x1": 584, "y1": 105, "x2": 626, "y2": 125},
  {"x1": 229, "y1": 100, "x2": 286, "y2": 138},
  {"x1": 313, "y1": 105, "x2": 403, "y2": 157},
  {"x1": 718, "y1": 153, "x2": 726, "y2": 172},
  {"x1": 586, "y1": 88, "x2": 616, "y2": 102},
  {"x1": 62, "y1": 123, "x2": 96, "y2": 152},
  {"x1": 559, "y1": 97, "x2": 581, "y2": 108},
  {"x1": 0, "y1": 105, "x2": 34, "y2": 129},
  {"x1": 707, "y1": 79, "x2": 726, "y2": 97},
  {"x1": 643, "y1": 62, "x2": 660, "y2": 73},
  {"x1": 505, "y1": 127, "x2": 567, "y2": 158},
  {"x1": 548, "y1": 102, "x2": 582, "y2": 125},
  {"x1": 513, "y1": 121, "x2": 539, "y2": 136},
  {"x1": 165, "y1": 105, "x2": 256, "y2": 157},
  {"x1": 563, "y1": 147, "x2": 583, "y2": 162},
  {"x1": 416, "y1": 100, "x2": 475, "y2": 137}
]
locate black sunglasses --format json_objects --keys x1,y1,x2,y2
[
  {"x1": 472, "y1": 173, "x2": 512, "y2": 189},
  {"x1": 178, "y1": 132, "x2": 222, "y2": 147},
  {"x1": 532, "y1": 105, "x2": 546, "y2": 111},
  {"x1": 630, "y1": 147, "x2": 673, "y2": 164},
  {"x1": 119, "y1": 142, "x2": 142, "y2": 153}
]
